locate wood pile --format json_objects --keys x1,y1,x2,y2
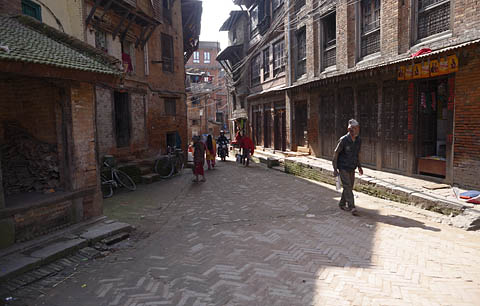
[{"x1": 1, "y1": 122, "x2": 60, "y2": 195}]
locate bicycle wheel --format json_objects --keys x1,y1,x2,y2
[
  {"x1": 174, "y1": 154, "x2": 185, "y2": 175},
  {"x1": 113, "y1": 169, "x2": 136, "y2": 191},
  {"x1": 155, "y1": 156, "x2": 174, "y2": 179},
  {"x1": 101, "y1": 175, "x2": 114, "y2": 198}
]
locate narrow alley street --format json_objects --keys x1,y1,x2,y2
[{"x1": 8, "y1": 160, "x2": 480, "y2": 306}]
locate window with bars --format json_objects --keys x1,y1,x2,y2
[
  {"x1": 263, "y1": 48, "x2": 270, "y2": 80},
  {"x1": 204, "y1": 52, "x2": 211, "y2": 63},
  {"x1": 360, "y1": 0, "x2": 381, "y2": 58},
  {"x1": 251, "y1": 53, "x2": 261, "y2": 85},
  {"x1": 295, "y1": 0, "x2": 306, "y2": 11},
  {"x1": 296, "y1": 27, "x2": 307, "y2": 78},
  {"x1": 165, "y1": 98, "x2": 176, "y2": 116},
  {"x1": 250, "y1": 5, "x2": 259, "y2": 35},
  {"x1": 417, "y1": 0, "x2": 450, "y2": 40},
  {"x1": 216, "y1": 112, "x2": 224, "y2": 123},
  {"x1": 273, "y1": 39, "x2": 285, "y2": 75},
  {"x1": 22, "y1": 0, "x2": 41, "y2": 21},
  {"x1": 193, "y1": 51, "x2": 200, "y2": 63},
  {"x1": 161, "y1": 33, "x2": 174, "y2": 72},
  {"x1": 322, "y1": 12, "x2": 336, "y2": 69}
]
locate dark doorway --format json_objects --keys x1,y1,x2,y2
[
  {"x1": 319, "y1": 93, "x2": 336, "y2": 158},
  {"x1": 357, "y1": 85, "x2": 378, "y2": 167},
  {"x1": 416, "y1": 78, "x2": 448, "y2": 178},
  {"x1": 114, "y1": 91, "x2": 130, "y2": 148},
  {"x1": 295, "y1": 103, "x2": 308, "y2": 147},
  {"x1": 166, "y1": 132, "x2": 176, "y2": 149},
  {"x1": 264, "y1": 106, "x2": 271, "y2": 148}
]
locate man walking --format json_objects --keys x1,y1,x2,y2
[{"x1": 332, "y1": 119, "x2": 363, "y2": 216}]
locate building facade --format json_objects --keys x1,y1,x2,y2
[
  {"x1": 0, "y1": 0, "x2": 201, "y2": 248},
  {"x1": 185, "y1": 41, "x2": 228, "y2": 140},
  {"x1": 222, "y1": 0, "x2": 480, "y2": 189}
]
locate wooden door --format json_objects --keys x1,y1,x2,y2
[
  {"x1": 319, "y1": 93, "x2": 336, "y2": 158},
  {"x1": 357, "y1": 86, "x2": 377, "y2": 167},
  {"x1": 337, "y1": 87, "x2": 354, "y2": 138},
  {"x1": 382, "y1": 84, "x2": 408, "y2": 172}
]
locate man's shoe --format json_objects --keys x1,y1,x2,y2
[
  {"x1": 351, "y1": 208, "x2": 359, "y2": 216},
  {"x1": 339, "y1": 204, "x2": 350, "y2": 211}
]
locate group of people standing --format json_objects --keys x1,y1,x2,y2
[{"x1": 190, "y1": 129, "x2": 255, "y2": 182}]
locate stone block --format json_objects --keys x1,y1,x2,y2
[{"x1": 0, "y1": 217, "x2": 15, "y2": 249}]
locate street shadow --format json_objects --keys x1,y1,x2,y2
[{"x1": 357, "y1": 208, "x2": 441, "y2": 232}]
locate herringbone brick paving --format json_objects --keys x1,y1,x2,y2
[{"x1": 10, "y1": 161, "x2": 480, "y2": 305}]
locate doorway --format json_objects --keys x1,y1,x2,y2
[
  {"x1": 416, "y1": 78, "x2": 448, "y2": 178},
  {"x1": 114, "y1": 91, "x2": 131, "y2": 148}
]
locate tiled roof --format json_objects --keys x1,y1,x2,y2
[{"x1": 0, "y1": 15, "x2": 123, "y2": 76}]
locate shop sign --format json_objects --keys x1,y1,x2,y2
[
  {"x1": 398, "y1": 54, "x2": 458, "y2": 81},
  {"x1": 421, "y1": 61, "x2": 430, "y2": 78},
  {"x1": 430, "y1": 59, "x2": 440, "y2": 77},
  {"x1": 413, "y1": 63, "x2": 422, "y2": 79},
  {"x1": 448, "y1": 55, "x2": 459, "y2": 73},
  {"x1": 439, "y1": 57, "x2": 449, "y2": 75},
  {"x1": 405, "y1": 64, "x2": 413, "y2": 80}
]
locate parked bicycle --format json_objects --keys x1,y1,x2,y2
[
  {"x1": 154, "y1": 146, "x2": 185, "y2": 179},
  {"x1": 101, "y1": 161, "x2": 136, "y2": 198}
]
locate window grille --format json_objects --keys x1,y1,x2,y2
[
  {"x1": 165, "y1": 99, "x2": 176, "y2": 116},
  {"x1": 273, "y1": 40, "x2": 285, "y2": 75},
  {"x1": 322, "y1": 12, "x2": 336, "y2": 69},
  {"x1": 204, "y1": 52, "x2": 211, "y2": 63},
  {"x1": 296, "y1": 28, "x2": 306, "y2": 78},
  {"x1": 360, "y1": 0, "x2": 380, "y2": 57},
  {"x1": 193, "y1": 51, "x2": 200, "y2": 63},
  {"x1": 251, "y1": 54, "x2": 261, "y2": 85},
  {"x1": 417, "y1": 0, "x2": 450, "y2": 40},
  {"x1": 263, "y1": 48, "x2": 270, "y2": 80},
  {"x1": 161, "y1": 33, "x2": 174, "y2": 72}
]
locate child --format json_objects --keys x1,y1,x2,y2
[{"x1": 192, "y1": 136, "x2": 206, "y2": 182}]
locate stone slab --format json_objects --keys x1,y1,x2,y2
[
  {"x1": 29, "y1": 238, "x2": 87, "y2": 260},
  {"x1": 0, "y1": 253, "x2": 38, "y2": 281},
  {"x1": 79, "y1": 221, "x2": 133, "y2": 242}
]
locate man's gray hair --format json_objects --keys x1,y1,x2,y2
[{"x1": 348, "y1": 119, "x2": 359, "y2": 128}]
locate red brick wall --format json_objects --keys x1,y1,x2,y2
[
  {"x1": 14, "y1": 201, "x2": 72, "y2": 242},
  {"x1": 0, "y1": 0, "x2": 21, "y2": 15},
  {"x1": 0, "y1": 77, "x2": 58, "y2": 144},
  {"x1": 453, "y1": 46, "x2": 480, "y2": 189}
]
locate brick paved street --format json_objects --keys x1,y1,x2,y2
[{"x1": 9, "y1": 160, "x2": 480, "y2": 306}]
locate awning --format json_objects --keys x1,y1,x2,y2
[{"x1": 216, "y1": 44, "x2": 243, "y2": 62}]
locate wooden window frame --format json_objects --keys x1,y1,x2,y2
[
  {"x1": 164, "y1": 98, "x2": 176, "y2": 116},
  {"x1": 412, "y1": 0, "x2": 451, "y2": 43},
  {"x1": 320, "y1": 10, "x2": 337, "y2": 71},
  {"x1": 161, "y1": 33, "x2": 174, "y2": 73},
  {"x1": 273, "y1": 39, "x2": 285, "y2": 76}
]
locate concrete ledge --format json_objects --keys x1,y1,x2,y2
[
  {"x1": 283, "y1": 158, "x2": 480, "y2": 230},
  {"x1": 0, "y1": 220, "x2": 133, "y2": 282}
]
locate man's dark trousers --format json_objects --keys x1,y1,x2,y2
[{"x1": 339, "y1": 169, "x2": 355, "y2": 209}]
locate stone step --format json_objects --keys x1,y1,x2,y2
[
  {"x1": 140, "y1": 173, "x2": 160, "y2": 184},
  {"x1": 139, "y1": 166, "x2": 153, "y2": 175}
]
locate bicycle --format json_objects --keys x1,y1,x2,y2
[
  {"x1": 101, "y1": 161, "x2": 136, "y2": 198},
  {"x1": 154, "y1": 146, "x2": 185, "y2": 179}
]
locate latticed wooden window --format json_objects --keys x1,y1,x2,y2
[
  {"x1": 296, "y1": 27, "x2": 306, "y2": 77},
  {"x1": 322, "y1": 12, "x2": 336, "y2": 69},
  {"x1": 273, "y1": 40, "x2": 285, "y2": 74},
  {"x1": 360, "y1": 0, "x2": 380, "y2": 57},
  {"x1": 251, "y1": 54, "x2": 261, "y2": 85},
  {"x1": 263, "y1": 48, "x2": 270, "y2": 80},
  {"x1": 417, "y1": 0, "x2": 450, "y2": 40},
  {"x1": 161, "y1": 33, "x2": 174, "y2": 72}
]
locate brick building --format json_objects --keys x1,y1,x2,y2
[
  {"x1": 222, "y1": 0, "x2": 480, "y2": 189},
  {"x1": 185, "y1": 41, "x2": 228, "y2": 141},
  {"x1": 0, "y1": 15, "x2": 122, "y2": 248},
  {"x1": 0, "y1": 0, "x2": 202, "y2": 249}
]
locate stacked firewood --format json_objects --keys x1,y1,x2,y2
[{"x1": 1, "y1": 122, "x2": 60, "y2": 195}]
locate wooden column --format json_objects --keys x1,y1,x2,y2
[
  {"x1": 445, "y1": 76, "x2": 455, "y2": 184},
  {"x1": 406, "y1": 81, "x2": 416, "y2": 175},
  {"x1": 0, "y1": 152, "x2": 5, "y2": 209},
  {"x1": 376, "y1": 79, "x2": 383, "y2": 170},
  {"x1": 270, "y1": 102, "x2": 275, "y2": 150},
  {"x1": 285, "y1": 90, "x2": 294, "y2": 151}
]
